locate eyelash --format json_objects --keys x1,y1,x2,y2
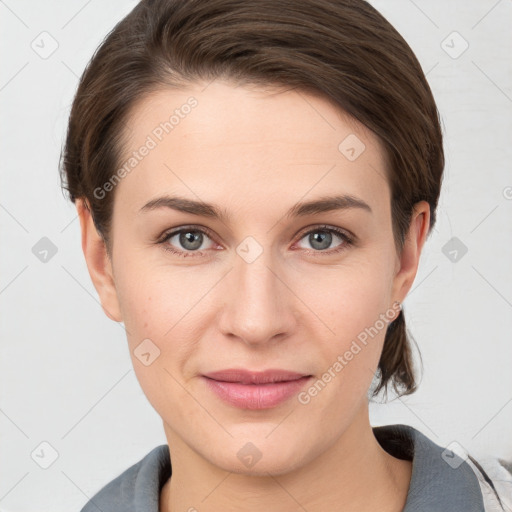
[{"x1": 157, "y1": 224, "x2": 354, "y2": 259}]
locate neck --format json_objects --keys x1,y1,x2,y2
[{"x1": 160, "y1": 404, "x2": 411, "y2": 512}]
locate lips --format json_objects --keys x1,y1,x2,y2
[
  {"x1": 202, "y1": 368, "x2": 310, "y2": 385},
  {"x1": 201, "y1": 368, "x2": 312, "y2": 409}
]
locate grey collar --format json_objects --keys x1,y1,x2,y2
[{"x1": 374, "y1": 424, "x2": 484, "y2": 511}]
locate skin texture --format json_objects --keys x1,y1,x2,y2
[{"x1": 77, "y1": 79, "x2": 430, "y2": 511}]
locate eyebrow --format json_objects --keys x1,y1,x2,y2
[{"x1": 139, "y1": 194, "x2": 372, "y2": 222}]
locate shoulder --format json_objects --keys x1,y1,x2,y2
[
  {"x1": 373, "y1": 424, "x2": 512, "y2": 511},
  {"x1": 80, "y1": 444, "x2": 171, "y2": 512}
]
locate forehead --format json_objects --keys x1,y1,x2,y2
[{"x1": 115, "y1": 79, "x2": 390, "y2": 217}]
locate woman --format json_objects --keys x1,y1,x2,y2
[{"x1": 60, "y1": 0, "x2": 511, "y2": 510}]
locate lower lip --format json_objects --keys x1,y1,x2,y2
[{"x1": 202, "y1": 376, "x2": 312, "y2": 410}]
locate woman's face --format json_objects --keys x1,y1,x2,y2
[{"x1": 84, "y1": 79, "x2": 426, "y2": 475}]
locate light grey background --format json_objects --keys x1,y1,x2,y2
[{"x1": 1, "y1": 1, "x2": 511, "y2": 510}]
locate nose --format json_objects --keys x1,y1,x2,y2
[{"x1": 217, "y1": 244, "x2": 297, "y2": 347}]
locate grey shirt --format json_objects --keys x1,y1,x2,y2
[{"x1": 80, "y1": 424, "x2": 509, "y2": 511}]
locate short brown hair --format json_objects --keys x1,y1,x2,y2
[{"x1": 60, "y1": 0, "x2": 444, "y2": 397}]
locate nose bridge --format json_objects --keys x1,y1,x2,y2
[{"x1": 219, "y1": 237, "x2": 294, "y2": 345}]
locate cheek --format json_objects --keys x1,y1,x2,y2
[
  {"x1": 114, "y1": 257, "x2": 209, "y2": 372},
  {"x1": 304, "y1": 256, "x2": 395, "y2": 390},
  {"x1": 316, "y1": 260, "x2": 394, "y2": 336},
  {"x1": 114, "y1": 266, "x2": 203, "y2": 413}
]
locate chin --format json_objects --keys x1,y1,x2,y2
[{"x1": 204, "y1": 437, "x2": 313, "y2": 477}]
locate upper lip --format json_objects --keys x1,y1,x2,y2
[{"x1": 202, "y1": 369, "x2": 310, "y2": 384}]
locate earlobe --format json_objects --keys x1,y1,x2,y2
[
  {"x1": 392, "y1": 201, "x2": 431, "y2": 303},
  {"x1": 76, "y1": 199, "x2": 123, "y2": 322}
]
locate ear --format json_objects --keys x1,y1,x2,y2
[
  {"x1": 76, "y1": 198, "x2": 123, "y2": 322},
  {"x1": 391, "y1": 200, "x2": 431, "y2": 303}
]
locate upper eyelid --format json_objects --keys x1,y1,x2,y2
[
  {"x1": 297, "y1": 224, "x2": 353, "y2": 239},
  {"x1": 159, "y1": 225, "x2": 216, "y2": 243}
]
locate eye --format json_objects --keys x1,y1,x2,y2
[
  {"x1": 157, "y1": 224, "x2": 354, "y2": 258},
  {"x1": 294, "y1": 225, "x2": 354, "y2": 255},
  {"x1": 158, "y1": 226, "x2": 217, "y2": 258}
]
